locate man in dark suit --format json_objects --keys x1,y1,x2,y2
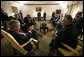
[
  {"x1": 49, "y1": 15, "x2": 78, "y2": 56},
  {"x1": 43, "y1": 11, "x2": 46, "y2": 21},
  {"x1": 17, "y1": 14, "x2": 25, "y2": 25},
  {"x1": 52, "y1": 11, "x2": 55, "y2": 18},
  {"x1": 27, "y1": 24, "x2": 38, "y2": 40},
  {"x1": 37, "y1": 12, "x2": 41, "y2": 21},
  {"x1": 6, "y1": 20, "x2": 38, "y2": 51},
  {"x1": 73, "y1": 12, "x2": 83, "y2": 36},
  {"x1": 19, "y1": 10, "x2": 23, "y2": 20},
  {"x1": 17, "y1": 14, "x2": 26, "y2": 32},
  {"x1": 23, "y1": 14, "x2": 32, "y2": 32},
  {"x1": 24, "y1": 14, "x2": 32, "y2": 25},
  {"x1": 1, "y1": 8, "x2": 9, "y2": 31},
  {"x1": 1, "y1": 8, "x2": 9, "y2": 23},
  {"x1": 26, "y1": 24, "x2": 38, "y2": 49}
]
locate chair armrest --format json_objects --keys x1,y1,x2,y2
[
  {"x1": 31, "y1": 41, "x2": 36, "y2": 49},
  {"x1": 30, "y1": 39, "x2": 38, "y2": 49},
  {"x1": 21, "y1": 38, "x2": 33, "y2": 47},
  {"x1": 78, "y1": 38, "x2": 83, "y2": 41},
  {"x1": 78, "y1": 35, "x2": 83, "y2": 41},
  {"x1": 78, "y1": 35, "x2": 83, "y2": 40},
  {"x1": 61, "y1": 43, "x2": 79, "y2": 54},
  {"x1": 32, "y1": 39, "x2": 38, "y2": 43},
  {"x1": 1, "y1": 26, "x2": 4, "y2": 29},
  {"x1": 58, "y1": 48, "x2": 77, "y2": 56}
]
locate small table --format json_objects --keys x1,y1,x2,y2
[{"x1": 40, "y1": 23, "x2": 48, "y2": 34}]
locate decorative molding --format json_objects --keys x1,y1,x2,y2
[
  {"x1": 67, "y1": 1, "x2": 79, "y2": 8},
  {"x1": 24, "y1": 4, "x2": 59, "y2": 5}
]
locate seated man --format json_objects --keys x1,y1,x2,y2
[
  {"x1": 6, "y1": 20, "x2": 38, "y2": 51},
  {"x1": 26, "y1": 24, "x2": 39, "y2": 49},
  {"x1": 31, "y1": 17, "x2": 36, "y2": 25},
  {"x1": 27, "y1": 24, "x2": 38, "y2": 40},
  {"x1": 73, "y1": 12, "x2": 83, "y2": 36},
  {"x1": 49, "y1": 15, "x2": 78, "y2": 56},
  {"x1": 50, "y1": 17, "x2": 57, "y2": 27},
  {"x1": 23, "y1": 15, "x2": 33, "y2": 33}
]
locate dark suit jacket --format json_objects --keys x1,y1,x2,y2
[
  {"x1": 23, "y1": 17, "x2": 31, "y2": 31},
  {"x1": 43, "y1": 13, "x2": 46, "y2": 18},
  {"x1": 6, "y1": 29, "x2": 35, "y2": 51},
  {"x1": 38, "y1": 12, "x2": 41, "y2": 17},
  {"x1": 50, "y1": 24, "x2": 78, "y2": 49},
  {"x1": 6, "y1": 29, "x2": 29, "y2": 45},
  {"x1": 24, "y1": 17, "x2": 31, "y2": 25},
  {"x1": 23, "y1": 17, "x2": 35, "y2": 32},
  {"x1": 31, "y1": 18, "x2": 36, "y2": 25},
  {"x1": 1, "y1": 12, "x2": 8, "y2": 23},
  {"x1": 19, "y1": 12, "x2": 23, "y2": 20},
  {"x1": 52, "y1": 12, "x2": 55, "y2": 18},
  {"x1": 17, "y1": 18, "x2": 24, "y2": 24},
  {"x1": 27, "y1": 30, "x2": 38, "y2": 40},
  {"x1": 73, "y1": 17, "x2": 83, "y2": 35}
]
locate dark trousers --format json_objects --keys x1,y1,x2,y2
[
  {"x1": 23, "y1": 42, "x2": 33, "y2": 51},
  {"x1": 44, "y1": 17, "x2": 46, "y2": 21},
  {"x1": 48, "y1": 46, "x2": 64, "y2": 56},
  {"x1": 48, "y1": 38, "x2": 71, "y2": 56},
  {"x1": 38, "y1": 17, "x2": 41, "y2": 21},
  {"x1": 40, "y1": 26, "x2": 48, "y2": 34}
]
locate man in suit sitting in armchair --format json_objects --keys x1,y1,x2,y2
[
  {"x1": 49, "y1": 15, "x2": 78, "y2": 56},
  {"x1": 26, "y1": 24, "x2": 39, "y2": 49},
  {"x1": 6, "y1": 20, "x2": 38, "y2": 51},
  {"x1": 73, "y1": 12, "x2": 83, "y2": 36}
]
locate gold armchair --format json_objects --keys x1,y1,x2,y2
[
  {"x1": 58, "y1": 43, "x2": 81, "y2": 56},
  {"x1": 78, "y1": 35, "x2": 83, "y2": 41},
  {"x1": 1, "y1": 29, "x2": 38, "y2": 55}
]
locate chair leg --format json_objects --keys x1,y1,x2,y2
[
  {"x1": 25, "y1": 53, "x2": 31, "y2": 56},
  {"x1": 13, "y1": 48, "x2": 17, "y2": 55},
  {"x1": 48, "y1": 47, "x2": 55, "y2": 56},
  {"x1": 1, "y1": 35, "x2": 4, "y2": 39},
  {"x1": 55, "y1": 49, "x2": 64, "y2": 56}
]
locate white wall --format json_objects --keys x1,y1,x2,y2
[
  {"x1": 19, "y1": 4, "x2": 67, "y2": 20},
  {"x1": 1, "y1": 1, "x2": 13, "y2": 16},
  {"x1": 1, "y1": 1, "x2": 67, "y2": 20},
  {"x1": 22, "y1": 5, "x2": 62, "y2": 19},
  {"x1": 1, "y1": 1, "x2": 19, "y2": 16},
  {"x1": 2, "y1": 1, "x2": 83, "y2": 20},
  {"x1": 70, "y1": 1, "x2": 83, "y2": 18}
]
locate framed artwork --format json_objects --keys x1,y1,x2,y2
[
  {"x1": 36, "y1": 7, "x2": 41, "y2": 12},
  {"x1": 11, "y1": 6, "x2": 18, "y2": 13}
]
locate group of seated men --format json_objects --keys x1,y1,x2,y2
[
  {"x1": 49, "y1": 12, "x2": 83, "y2": 56},
  {"x1": 1, "y1": 8, "x2": 36, "y2": 33},
  {"x1": 6, "y1": 20, "x2": 38, "y2": 51},
  {"x1": 1, "y1": 9, "x2": 38, "y2": 52},
  {"x1": 1, "y1": 8, "x2": 83, "y2": 56}
]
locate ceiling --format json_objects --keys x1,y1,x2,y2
[
  {"x1": 14, "y1": 1, "x2": 80, "y2": 6},
  {"x1": 15, "y1": 1, "x2": 67, "y2": 4}
]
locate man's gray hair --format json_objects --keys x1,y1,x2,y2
[{"x1": 7, "y1": 20, "x2": 20, "y2": 29}]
